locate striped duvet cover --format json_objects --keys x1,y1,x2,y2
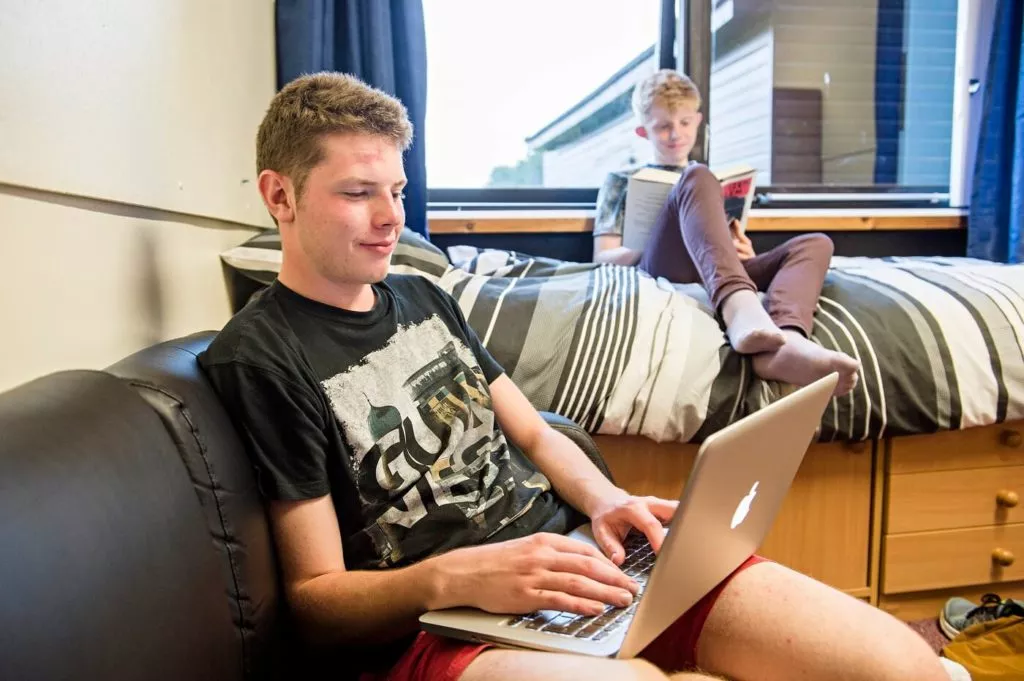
[{"x1": 222, "y1": 231, "x2": 1024, "y2": 443}]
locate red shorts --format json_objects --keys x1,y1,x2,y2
[{"x1": 364, "y1": 554, "x2": 767, "y2": 681}]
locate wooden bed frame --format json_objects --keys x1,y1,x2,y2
[{"x1": 593, "y1": 421, "x2": 1024, "y2": 620}]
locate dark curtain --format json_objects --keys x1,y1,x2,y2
[
  {"x1": 275, "y1": 0, "x2": 429, "y2": 237},
  {"x1": 968, "y1": 0, "x2": 1024, "y2": 262}
]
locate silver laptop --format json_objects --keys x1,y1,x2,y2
[{"x1": 420, "y1": 372, "x2": 838, "y2": 659}]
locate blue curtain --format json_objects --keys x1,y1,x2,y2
[
  {"x1": 275, "y1": 0, "x2": 429, "y2": 237},
  {"x1": 968, "y1": 0, "x2": 1024, "y2": 262}
]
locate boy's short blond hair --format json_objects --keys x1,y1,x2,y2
[
  {"x1": 256, "y1": 72, "x2": 413, "y2": 201},
  {"x1": 631, "y1": 69, "x2": 702, "y2": 121}
]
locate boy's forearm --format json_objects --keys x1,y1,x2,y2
[
  {"x1": 289, "y1": 558, "x2": 445, "y2": 646},
  {"x1": 286, "y1": 429, "x2": 627, "y2": 647},
  {"x1": 524, "y1": 427, "x2": 626, "y2": 518}
]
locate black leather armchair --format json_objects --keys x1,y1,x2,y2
[{"x1": 0, "y1": 332, "x2": 610, "y2": 681}]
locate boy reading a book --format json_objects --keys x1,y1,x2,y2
[{"x1": 593, "y1": 69, "x2": 859, "y2": 396}]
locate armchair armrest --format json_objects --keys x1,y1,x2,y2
[{"x1": 539, "y1": 411, "x2": 614, "y2": 484}]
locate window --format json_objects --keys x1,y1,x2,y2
[
  {"x1": 706, "y1": 0, "x2": 958, "y2": 195},
  {"x1": 426, "y1": 0, "x2": 965, "y2": 205},
  {"x1": 424, "y1": 0, "x2": 664, "y2": 190}
]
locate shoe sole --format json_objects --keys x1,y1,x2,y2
[{"x1": 938, "y1": 611, "x2": 960, "y2": 640}]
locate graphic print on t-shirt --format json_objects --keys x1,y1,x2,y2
[{"x1": 321, "y1": 315, "x2": 550, "y2": 566}]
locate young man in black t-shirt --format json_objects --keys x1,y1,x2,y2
[{"x1": 201, "y1": 72, "x2": 947, "y2": 681}]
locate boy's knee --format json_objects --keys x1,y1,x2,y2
[
  {"x1": 676, "y1": 163, "x2": 719, "y2": 196},
  {"x1": 868, "y1": 614, "x2": 950, "y2": 681},
  {"x1": 793, "y1": 232, "x2": 834, "y2": 259},
  {"x1": 877, "y1": 643, "x2": 950, "y2": 681}
]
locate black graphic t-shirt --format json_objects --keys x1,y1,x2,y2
[{"x1": 201, "y1": 275, "x2": 569, "y2": 570}]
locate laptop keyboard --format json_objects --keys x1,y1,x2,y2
[{"x1": 501, "y1": 532, "x2": 654, "y2": 641}]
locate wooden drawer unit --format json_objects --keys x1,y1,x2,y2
[
  {"x1": 883, "y1": 524, "x2": 1024, "y2": 593},
  {"x1": 882, "y1": 421, "x2": 1024, "y2": 603}
]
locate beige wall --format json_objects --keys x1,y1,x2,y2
[
  {"x1": 0, "y1": 188, "x2": 259, "y2": 389},
  {"x1": 0, "y1": 0, "x2": 275, "y2": 391}
]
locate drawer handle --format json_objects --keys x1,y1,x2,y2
[
  {"x1": 997, "y1": 490, "x2": 1020, "y2": 508},
  {"x1": 1000, "y1": 430, "x2": 1023, "y2": 448},
  {"x1": 992, "y1": 548, "x2": 1016, "y2": 567}
]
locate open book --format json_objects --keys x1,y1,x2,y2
[{"x1": 621, "y1": 164, "x2": 758, "y2": 252}]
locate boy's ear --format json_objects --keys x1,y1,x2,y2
[
  {"x1": 257, "y1": 169, "x2": 297, "y2": 225},
  {"x1": 635, "y1": 125, "x2": 649, "y2": 139}
]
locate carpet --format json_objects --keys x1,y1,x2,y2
[{"x1": 907, "y1": 617, "x2": 948, "y2": 654}]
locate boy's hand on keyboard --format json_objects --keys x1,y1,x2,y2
[
  {"x1": 428, "y1": 532, "x2": 639, "y2": 616},
  {"x1": 588, "y1": 494, "x2": 678, "y2": 566}
]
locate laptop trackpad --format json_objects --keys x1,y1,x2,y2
[{"x1": 566, "y1": 523, "x2": 598, "y2": 547}]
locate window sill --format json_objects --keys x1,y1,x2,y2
[{"x1": 427, "y1": 208, "x2": 967, "y2": 235}]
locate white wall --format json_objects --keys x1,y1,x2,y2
[
  {"x1": 708, "y1": 29, "x2": 775, "y2": 182},
  {"x1": 772, "y1": 0, "x2": 879, "y2": 184},
  {"x1": 541, "y1": 116, "x2": 653, "y2": 187},
  {"x1": 0, "y1": 0, "x2": 275, "y2": 391}
]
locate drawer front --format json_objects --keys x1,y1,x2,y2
[
  {"x1": 759, "y1": 441, "x2": 873, "y2": 592},
  {"x1": 888, "y1": 466, "x2": 1024, "y2": 533},
  {"x1": 889, "y1": 422, "x2": 1024, "y2": 475},
  {"x1": 883, "y1": 524, "x2": 1024, "y2": 594},
  {"x1": 598, "y1": 438, "x2": 874, "y2": 592}
]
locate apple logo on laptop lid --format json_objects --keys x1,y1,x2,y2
[{"x1": 731, "y1": 481, "x2": 759, "y2": 529}]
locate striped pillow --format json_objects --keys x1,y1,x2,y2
[{"x1": 219, "y1": 228, "x2": 450, "y2": 310}]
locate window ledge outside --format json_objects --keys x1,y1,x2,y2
[{"x1": 427, "y1": 207, "x2": 968, "y2": 235}]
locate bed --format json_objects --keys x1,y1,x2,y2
[
  {"x1": 220, "y1": 228, "x2": 1024, "y2": 617},
  {"x1": 223, "y1": 228, "x2": 1024, "y2": 443}
]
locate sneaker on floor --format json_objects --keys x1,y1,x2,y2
[{"x1": 939, "y1": 593, "x2": 1024, "y2": 639}]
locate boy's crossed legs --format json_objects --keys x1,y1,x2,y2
[{"x1": 638, "y1": 164, "x2": 859, "y2": 395}]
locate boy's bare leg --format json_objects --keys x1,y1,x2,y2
[
  {"x1": 461, "y1": 649, "x2": 713, "y2": 681},
  {"x1": 695, "y1": 561, "x2": 949, "y2": 681}
]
